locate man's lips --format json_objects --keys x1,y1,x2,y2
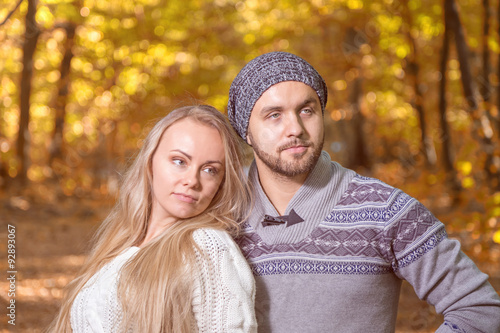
[
  {"x1": 173, "y1": 193, "x2": 197, "y2": 203},
  {"x1": 281, "y1": 145, "x2": 309, "y2": 154}
]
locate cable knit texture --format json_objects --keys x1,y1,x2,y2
[
  {"x1": 70, "y1": 228, "x2": 257, "y2": 332},
  {"x1": 227, "y1": 51, "x2": 327, "y2": 141}
]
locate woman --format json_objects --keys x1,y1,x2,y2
[{"x1": 48, "y1": 105, "x2": 257, "y2": 332}]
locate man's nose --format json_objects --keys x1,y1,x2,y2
[{"x1": 284, "y1": 112, "x2": 305, "y2": 137}]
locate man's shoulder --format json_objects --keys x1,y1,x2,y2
[
  {"x1": 345, "y1": 173, "x2": 396, "y2": 190},
  {"x1": 334, "y1": 172, "x2": 410, "y2": 208}
]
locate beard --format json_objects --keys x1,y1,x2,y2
[{"x1": 249, "y1": 131, "x2": 324, "y2": 177}]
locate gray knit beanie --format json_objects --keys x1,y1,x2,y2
[{"x1": 227, "y1": 51, "x2": 328, "y2": 141}]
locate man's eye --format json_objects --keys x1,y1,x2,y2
[
  {"x1": 301, "y1": 108, "x2": 312, "y2": 114},
  {"x1": 269, "y1": 113, "x2": 280, "y2": 119}
]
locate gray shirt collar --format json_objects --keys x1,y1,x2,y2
[{"x1": 246, "y1": 151, "x2": 356, "y2": 244}]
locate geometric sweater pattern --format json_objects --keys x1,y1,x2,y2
[
  {"x1": 237, "y1": 174, "x2": 446, "y2": 277},
  {"x1": 235, "y1": 152, "x2": 500, "y2": 333}
]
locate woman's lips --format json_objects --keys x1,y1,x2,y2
[{"x1": 173, "y1": 193, "x2": 197, "y2": 203}]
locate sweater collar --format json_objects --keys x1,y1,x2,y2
[{"x1": 246, "y1": 151, "x2": 355, "y2": 244}]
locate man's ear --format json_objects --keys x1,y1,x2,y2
[{"x1": 246, "y1": 133, "x2": 252, "y2": 146}]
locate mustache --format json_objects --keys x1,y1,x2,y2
[{"x1": 278, "y1": 140, "x2": 312, "y2": 152}]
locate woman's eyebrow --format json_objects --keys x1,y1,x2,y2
[
  {"x1": 171, "y1": 149, "x2": 192, "y2": 160},
  {"x1": 171, "y1": 149, "x2": 223, "y2": 165}
]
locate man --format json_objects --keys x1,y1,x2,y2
[{"x1": 227, "y1": 52, "x2": 500, "y2": 332}]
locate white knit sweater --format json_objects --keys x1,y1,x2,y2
[{"x1": 70, "y1": 228, "x2": 257, "y2": 332}]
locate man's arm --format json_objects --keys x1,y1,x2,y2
[{"x1": 384, "y1": 198, "x2": 500, "y2": 332}]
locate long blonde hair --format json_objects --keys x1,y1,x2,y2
[{"x1": 48, "y1": 105, "x2": 251, "y2": 332}]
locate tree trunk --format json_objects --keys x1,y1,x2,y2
[
  {"x1": 482, "y1": 0, "x2": 500, "y2": 188},
  {"x1": 438, "y1": 17, "x2": 461, "y2": 193},
  {"x1": 349, "y1": 76, "x2": 370, "y2": 170},
  {"x1": 16, "y1": 0, "x2": 40, "y2": 182},
  {"x1": 49, "y1": 23, "x2": 76, "y2": 164},
  {"x1": 481, "y1": 0, "x2": 492, "y2": 104},
  {"x1": 445, "y1": 0, "x2": 497, "y2": 187},
  {"x1": 402, "y1": 0, "x2": 437, "y2": 168},
  {"x1": 498, "y1": 0, "x2": 500, "y2": 138},
  {"x1": 445, "y1": 0, "x2": 476, "y2": 109},
  {"x1": 0, "y1": 134, "x2": 8, "y2": 188}
]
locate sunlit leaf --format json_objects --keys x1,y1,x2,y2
[
  {"x1": 493, "y1": 231, "x2": 500, "y2": 244},
  {"x1": 35, "y1": 5, "x2": 54, "y2": 28}
]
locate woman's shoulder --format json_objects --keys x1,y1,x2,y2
[
  {"x1": 192, "y1": 228, "x2": 240, "y2": 254},
  {"x1": 191, "y1": 228, "x2": 253, "y2": 287}
]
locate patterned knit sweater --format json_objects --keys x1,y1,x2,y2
[
  {"x1": 70, "y1": 228, "x2": 257, "y2": 332},
  {"x1": 236, "y1": 151, "x2": 500, "y2": 333}
]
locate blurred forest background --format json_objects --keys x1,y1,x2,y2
[{"x1": 0, "y1": 0, "x2": 500, "y2": 331}]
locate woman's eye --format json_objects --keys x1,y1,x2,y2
[
  {"x1": 203, "y1": 167, "x2": 218, "y2": 176},
  {"x1": 172, "y1": 158, "x2": 185, "y2": 166}
]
